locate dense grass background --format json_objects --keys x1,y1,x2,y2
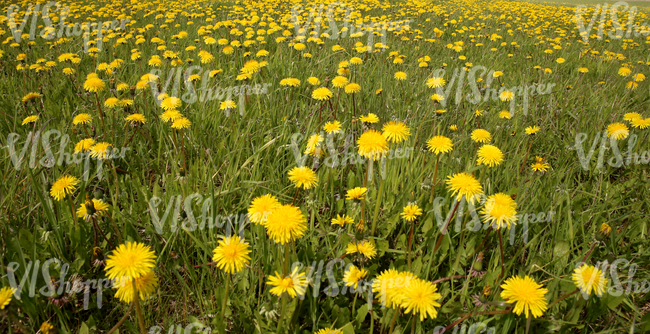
[{"x1": 1, "y1": 0, "x2": 650, "y2": 332}]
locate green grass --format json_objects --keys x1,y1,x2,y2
[{"x1": 1, "y1": 0, "x2": 650, "y2": 333}]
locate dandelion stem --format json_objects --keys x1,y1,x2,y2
[
  {"x1": 582, "y1": 242, "x2": 597, "y2": 263},
  {"x1": 92, "y1": 217, "x2": 115, "y2": 249},
  {"x1": 133, "y1": 282, "x2": 148, "y2": 334},
  {"x1": 548, "y1": 289, "x2": 579, "y2": 309},
  {"x1": 407, "y1": 219, "x2": 415, "y2": 270},
  {"x1": 180, "y1": 130, "x2": 188, "y2": 172},
  {"x1": 94, "y1": 92, "x2": 106, "y2": 136},
  {"x1": 68, "y1": 196, "x2": 77, "y2": 228},
  {"x1": 519, "y1": 139, "x2": 533, "y2": 175},
  {"x1": 433, "y1": 199, "x2": 461, "y2": 254},
  {"x1": 498, "y1": 230, "x2": 505, "y2": 280},
  {"x1": 388, "y1": 309, "x2": 399, "y2": 334},
  {"x1": 220, "y1": 274, "x2": 231, "y2": 323},
  {"x1": 291, "y1": 188, "x2": 300, "y2": 206},
  {"x1": 277, "y1": 294, "x2": 287, "y2": 334},
  {"x1": 106, "y1": 302, "x2": 134, "y2": 334},
  {"x1": 370, "y1": 177, "x2": 385, "y2": 236},
  {"x1": 430, "y1": 155, "x2": 441, "y2": 202}
]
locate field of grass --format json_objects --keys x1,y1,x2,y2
[{"x1": 1, "y1": 0, "x2": 650, "y2": 333}]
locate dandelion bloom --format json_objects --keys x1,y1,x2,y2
[
  {"x1": 0, "y1": 286, "x2": 16, "y2": 309},
  {"x1": 307, "y1": 77, "x2": 321, "y2": 85},
  {"x1": 372, "y1": 269, "x2": 416, "y2": 308},
  {"x1": 267, "y1": 267, "x2": 308, "y2": 298},
  {"x1": 161, "y1": 96, "x2": 182, "y2": 110},
  {"x1": 304, "y1": 134, "x2": 325, "y2": 157},
  {"x1": 288, "y1": 166, "x2": 318, "y2": 189},
  {"x1": 631, "y1": 118, "x2": 650, "y2": 129},
  {"x1": 446, "y1": 172, "x2": 483, "y2": 204},
  {"x1": 359, "y1": 113, "x2": 379, "y2": 124},
  {"x1": 632, "y1": 73, "x2": 646, "y2": 82},
  {"x1": 607, "y1": 122, "x2": 629, "y2": 140},
  {"x1": 77, "y1": 198, "x2": 109, "y2": 220},
  {"x1": 312, "y1": 87, "x2": 333, "y2": 101},
  {"x1": 105, "y1": 242, "x2": 156, "y2": 280},
  {"x1": 323, "y1": 121, "x2": 342, "y2": 134},
  {"x1": 73, "y1": 113, "x2": 92, "y2": 125},
  {"x1": 346, "y1": 187, "x2": 367, "y2": 200},
  {"x1": 499, "y1": 111, "x2": 512, "y2": 119},
  {"x1": 39, "y1": 322, "x2": 55, "y2": 334},
  {"x1": 394, "y1": 71, "x2": 407, "y2": 80},
  {"x1": 344, "y1": 83, "x2": 361, "y2": 94},
  {"x1": 22, "y1": 92, "x2": 42, "y2": 102},
  {"x1": 471, "y1": 129, "x2": 491, "y2": 143},
  {"x1": 125, "y1": 114, "x2": 146, "y2": 125},
  {"x1": 618, "y1": 67, "x2": 631, "y2": 76},
  {"x1": 171, "y1": 117, "x2": 191, "y2": 129},
  {"x1": 264, "y1": 204, "x2": 307, "y2": 244},
  {"x1": 599, "y1": 223, "x2": 612, "y2": 236},
  {"x1": 343, "y1": 265, "x2": 368, "y2": 290},
  {"x1": 578, "y1": 67, "x2": 589, "y2": 73},
  {"x1": 500, "y1": 275, "x2": 548, "y2": 319},
  {"x1": 426, "y1": 136, "x2": 453, "y2": 155},
  {"x1": 430, "y1": 94, "x2": 444, "y2": 102},
  {"x1": 248, "y1": 194, "x2": 281, "y2": 224},
  {"x1": 400, "y1": 278, "x2": 442, "y2": 321},
  {"x1": 357, "y1": 130, "x2": 388, "y2": 161},
  {"x1": 50, "y1": 175, "x2": 80, "y2": 201},
  {"x1": 481, "y1": 193, "x2": 517, "y2": 229},
  {"x1": 74, "y1": 138, "x2": 96, "y2": 153},
  {"x1": 477, "y1": 144, "x2": 504, "y2": 167},
  {"x1": 331, "y1": 214, "x2": 354, "y2": 226},
  {"x1": 499, "y1": 90, "x2": 514, "y2": 101},
  {"x1": 531, "y1": 156, "x2": 550, "y2": 172},
  {"x1": 84, "y1": 77, "x2": 105, "y2": 92},
  {"x1": 382, "y1": 121, "x2": 410, "y2": 143},
  {"x1": 525, "y1": 126, "x2": 540, "y2": 135},
  {"x1": 22, "y1": 115, "x2": 38, "y2": 125},
  {"x1": 89, "y1": 142, "x2": 113, "y2": 159},
  {"x1": 220, "y1": 100, "x2": 236, "y2": 110},
  {"x1": 280, "y1": 78, "x2": 301, "y2": 87},
  {"x1": 572, "y1": 264, "x2": 608, "y2": 297},
  {"x1": 401, "y1": 204, "x2": 423, "y2": 221},
  {"x1": 623, "y1": 112, "x2": 642, "y2": 122},
  {"x1": 331, "y1": 76, "x2": 349, "y2": 88},
  {"x1": 346, "y1": 240, "x2": 377, "y2": 259},
  {"x1": 212, "y1": 236, "x2": 251, "y2": 274},
  {"x1": 113, "y1": 270, "x2": 158, "y2": 303},
  {"x1": 426, "y1": 77, "x2": 445, "y2": 88},
  {"x1": 160, "y1": 110, "x2": 182, "y2": 123}
]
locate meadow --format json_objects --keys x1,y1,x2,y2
[{"x1": 0, "y1": 0, "x2": 649, "y2": 333}]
